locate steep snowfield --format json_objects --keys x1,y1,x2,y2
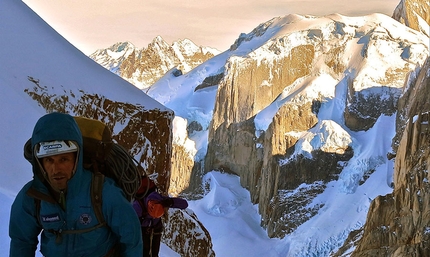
[{"x1": 1, "y1": 0, "x2": 428, "y2": 256}]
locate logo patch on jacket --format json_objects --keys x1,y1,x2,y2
[
  {"x1": 41, "y1": 214, "x2": 60, "y2": 222},
  {"x1": 80, "y1": 213, "x2": 92, "y2": 225}
]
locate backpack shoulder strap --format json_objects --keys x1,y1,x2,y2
[
  {"x1": 26, "y1": 187, "x2": 55, "y2": 226},
  {"x1": 32, "y1": 198, "x2": 42, "y2": 227},
  {"x1": 136, "y1": 198, "x2": 149, "y2": 224},
  {"x1": 138, "y1": 198, "x2": 147, "y2": 213},
  {"x1": 91, "y1": 168, "x2": 106, "y2": 225},
  {"x1": 26, "y1": 187, "x2": 56, "y2": 204}
]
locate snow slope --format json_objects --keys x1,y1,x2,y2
[{"x1": 1, "y1": 0, "x2": 428, "y2": 256}]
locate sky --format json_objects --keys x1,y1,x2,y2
[
  {"x1": 2, "y1": 0, "x2": 428, "y2": 256},
  {"x1": 22, "y1": 0, "x2": 400, "y2": 55}
]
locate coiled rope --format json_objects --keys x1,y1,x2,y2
[{"x1": 104, "y1": 143, "x2": 143, "y2": 201}]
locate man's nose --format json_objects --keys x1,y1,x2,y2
[{"x1": 50, "y1": 162, "x2": 61, "y2": 173}]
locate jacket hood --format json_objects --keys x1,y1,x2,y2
[{"x1": 31, "y1": 112, "x2": 84, "y2": 191}]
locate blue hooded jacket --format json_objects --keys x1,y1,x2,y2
[{"x1": 9, "y1": 112, "x2": 143, "y2": 257}]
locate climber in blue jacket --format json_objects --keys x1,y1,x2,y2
[{"x1": 9, "y1": 112, "x2": 143, "y2": 256}]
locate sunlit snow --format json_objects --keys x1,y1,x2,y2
[{"x1": 1, "y1": 0, "x2": 429, "y2": 257}]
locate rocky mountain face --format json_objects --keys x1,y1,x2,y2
[
  {"x1": 392, "y1": 0, "x2": 430, "y2": 37},
  {"x1": 202, "y1": 13, "x2": 428, "y2": 239},
  {"x1": 89, "y1": 37, "x2": 220, "y2": 89},
  {"x1": 347, "y1": 56, "x2": 430, "y2": 256}
]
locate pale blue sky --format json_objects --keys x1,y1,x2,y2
[{"x1": 23, "y1": 0, "x2": 400, "y2": 55}]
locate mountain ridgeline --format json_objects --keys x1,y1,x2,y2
[
  {"x1": 90, "y1": 0, "x2": 430, "y2": 255},
  {"x1": 89, "y1": 37, "x2": 220, "y2": 90}
]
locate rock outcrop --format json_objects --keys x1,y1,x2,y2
[
  {"x1": 392, "y1": 0, "x2": 430, "y2": 37},
  {"x1": 164, "y1": 208, "x2": 215, "y2": 257}
]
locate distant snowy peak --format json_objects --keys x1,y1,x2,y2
[
  {"x1": 107, "y1": 41, "x2": 136, "y2": 54},
  {"x1": 229, "y1": 13, "x2": 316, "y2": 51},
  {"x1": 89, "y1": 41, "x2": 136, "y2": 72},
  {"x1": 172, "y1": 38, "x2": 219, "y2": 56},
  {"x1": 233, "y1": 13, "x2": 428, "y2": 57},
  {"x1": 148, "y1": 35, "x2": 172, "y2": 51},
  {"x1": 89, "y1": 36, "x2": 221, "y2": 89}
]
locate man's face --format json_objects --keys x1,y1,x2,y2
[{"x1": 42, "y1": 152, "x2": 76, "y2": 191}]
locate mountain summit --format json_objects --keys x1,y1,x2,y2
[{"x1": 90, "y1": 37, "x2": 220, "y2": 89}]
